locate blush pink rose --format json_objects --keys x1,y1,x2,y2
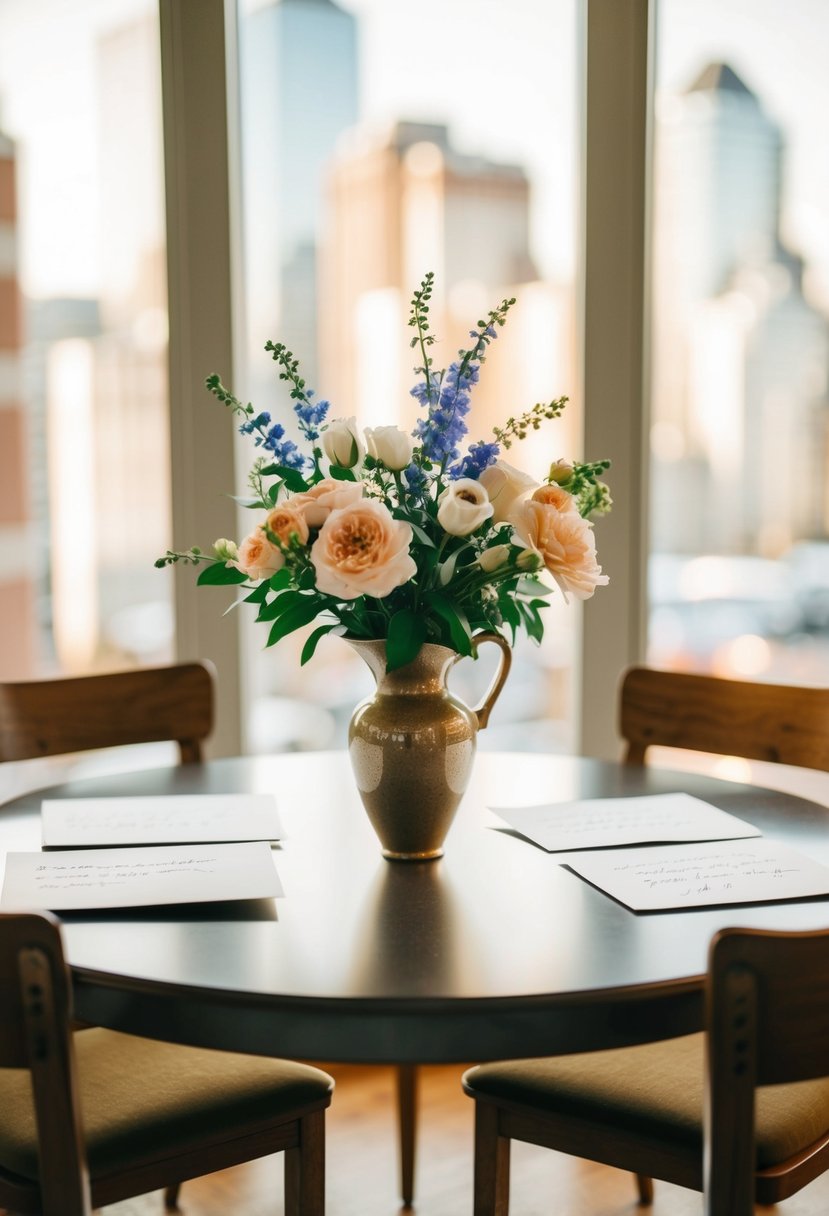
[
  {"x1": 290, "y1": 479, "x2": 365, "y2": 528},
  {"x1": 311, "y1": 499, "x2": 416, "y2": 600},
  {"x1": 530, "y1": 483, "x2": 578, "y2": 513},
  {"x1": 265, "y1": 505, "x2": 310, "y2": 547},
  {"x1": 234, "y1": 529, "x2": 285, "y2": 581},
  {"x1": 511, "y1": 500, "x2": 608, "y2": 601}
]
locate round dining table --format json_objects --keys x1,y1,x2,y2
[{"x1": 3, "y1": 750, "x2": 829, "y2": 1065}]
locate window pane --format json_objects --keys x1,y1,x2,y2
[
  {"x1": 650, "y1": 0, "x2": 829, "y2": 685},
  {"x1": 0, "y1": 0, "x2": 171, "y2": 682},
  {"x1": 235, "y1": 0, "x2": 580, "y2": 753}
]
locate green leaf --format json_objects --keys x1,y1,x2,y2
[
  {"x1": 257, "y1": 590, "x2": 302, "y2": 622},
  {"x1": 269, "y1": 568, "x2": 293, "y2": 591},
  {"x1": 394, "y1": 515, "x2": 435, "y2": 547},
  {"x1": 437, "y1": 542, "x2": 471, "y2": 587},
  {"x1": 516, "y1": 575, "x2": 554, "y2": 598},
  {"x1": 267, "y1": 597, "x2": 322, "y2": 646},
  {"x1": 244, "y1": 582, "x2": 270, "y2": 605},
  {"x1": 301, "y1": 623, "x2": 338, "y2": 666},
  {"x1": 229, "y1": 494, "x2": 267, "y2": 509},
  {"x1": 196, "y1": 562, "x2": 249, "y2": 586},
  {"x1": 328, "y1": 464, "x2": 357, "y2": 482},
  {"x1": 423, "y1": 592, "x2": 473, "y2": 656},
  {"x1": 385, "y1": 609, "x2": 427, "y2": 671},
  {"x1": 258, "y1": 465, "x2": 309, "y2": 492}
]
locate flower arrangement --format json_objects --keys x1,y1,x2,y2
[{"x1": 157, "y1": 273, "x2": 611, "y2": 671}]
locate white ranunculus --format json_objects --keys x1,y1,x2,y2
[
  {"x1": 478, "y1": 460, "x2": 537, "y2": 524},
  {"x1": 365, "y1": 425, "x2": 414, "y2": 471},
  {"x1": 437, "y1": 478, "x2": 494, "y2": 537},
  {"x1": 322, "y1": 417, "x2": 364, "y2": 468}
]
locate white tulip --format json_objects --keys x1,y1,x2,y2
[
  {"x1": 437, "y1": 478, "x2": 494, "y2": 537},
  {"x1": 322, "y1": 417, "x2": 364, "y2": 468},
  {"x1": 478, "y1": 460, "x2": 537, "y2": 523},
  {"x1": 476, "y1": 544, "x2": 510, "y2": 573},
  {"x1": 365, "y1": 425, "x2": 414, "y2": 471}
]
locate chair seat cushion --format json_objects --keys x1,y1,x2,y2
[
  {"x1": 463, "y1": 1032, "x2": 829, "y2": 1170},
  {"x1": 0, "y1": 1028, "x2": 333, "y2": 1181}
]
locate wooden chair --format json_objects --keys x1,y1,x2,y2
[
  {"x1": 0, "y1": 662, "x2": 420, "y2": 1204},
  {"x1": 463, "y1": 925, "x2": 829, "y2": 1216},
  {"x1": 0, "y1": 661, "x2": 215, "y2": 766},
  {"x1": 0, "y1": 910, "x2": 332, "y2": 1215},
  {"x1": 619, "y1": 664, "x2": 829, "y2": 770}
]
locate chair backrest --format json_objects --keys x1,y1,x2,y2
[
  {"x1": 705, "y1": 927, "x2": 829, "y2": 1216},
  {"x1": 619, "y1": 666, "x2": 829, "y2": 771},
  {"x1": 0, "y1": 662, "x2": 215, "y2": 766},
  {"x1": 0, "y1": 911, "x2": 90, "y2": 1214}
]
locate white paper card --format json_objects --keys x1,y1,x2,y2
[
  {"x1": 41, "y1": 794, "x2": 283, "y2": 848},
  {"x1": 566, "y1": 839, "x2": 829, "y2": 912},
  {"x1": 490, "y1": 793, "x2": 760, "y2": 853},
  {"x1": 0, "y1": 842, "x2": 284, "y2": 911}
]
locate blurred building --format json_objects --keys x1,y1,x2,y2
[
  {"x1": 0, "y1": 121, "x2": 35, "y2": 677},
  {"x1": 652, "y1": 62, "x2": 829, "y2": 556},
  {"x1": 319, "y1": 119, "x2": 574, "y2": 461},
  {"x1": 240, "y1": 0, "x2": 359, "y2": 404}
]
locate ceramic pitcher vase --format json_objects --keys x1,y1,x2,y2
[{"x1": 347, "y1": 633, "x2": 512, "y2": 861}]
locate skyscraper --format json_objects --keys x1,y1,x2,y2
[
  {"x1": 240, "y1": 0, "x2": 359, "y2": 403},
  {"x1": 652, "y1": 62, "x2": 829, "y2": 555}
]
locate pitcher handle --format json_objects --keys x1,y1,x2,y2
[{"x1": 470, "y1": 632, "x2": 512, "y2": 730}]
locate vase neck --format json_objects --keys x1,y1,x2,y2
[{"x1": 348, "y1": 639, "x2": 457, "y2": 695}]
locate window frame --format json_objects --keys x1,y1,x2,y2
[{"x1": 159, "y1": 0, "x2": 654, "y2": 757}]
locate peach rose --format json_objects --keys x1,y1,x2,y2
[
  {"x1": 531, "y1": 483, "x2": 578, "y2": 513},
  {"x1": 511, "y1": 500, "x2": 608, "y2": 601},
  {"x1": 234, "y1": 529, "x2": 285, "y2": 581},
  {"x1": 289, "y1": 479, "x2": 365, "y2": 528},
  {"x1": 478, "y1": 460, "x2": 537, "y2": 523},
  {"x1": 265, "y1": 505, "x2": 310, "y2": 547},
  {"x1": 311, "y1": 499, "x2": 416, "y2": 600}
]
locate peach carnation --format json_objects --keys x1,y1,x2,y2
[
  {"x1": 311, "y1": 499, "x2": 416, "y2": 600},
  {"x1": 511, "y1": 500, "x2": 608, "y2": 601}
]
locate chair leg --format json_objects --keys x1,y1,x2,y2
[
  {"x1": 473, "y1": 1102, "x2": 510, "y2": 1216},
  {"x1": 164, "y1": 1182, "x2": 181, "y2": 1210},
  {"x1": 636, "y1": 1173, "x2": 654, "y2": 1204},
  {"x1": 284, "y1": 1109, "x2": 326, "y2": 1216},
  {"x1": 397, "y1": 1063, "x2": 418, "y2": 1206}
]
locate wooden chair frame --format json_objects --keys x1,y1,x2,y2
[
  {"x1": 619, "y1": 665, "x2": 829, "y2": 771},
  {"x1": 0, "y1": 662, "x2": 215, "y2": 766},
  {"x1": 0, "y1": 911, "x2": 330, "y2": 1216},
  {"x1": 465, "y1": 927, "x2": 829, "y2": 1216}
]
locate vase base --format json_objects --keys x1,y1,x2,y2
[{"x1": 382, "y1": 846, "x2": 444, "y2": 862}]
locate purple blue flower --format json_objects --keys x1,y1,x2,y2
[{"x1": 450, "y1": 440, "x2": 500, "y2": 480}]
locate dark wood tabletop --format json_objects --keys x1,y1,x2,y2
[{"x1": 3, "y1": 751, "x2": 829, "y2": 1064}]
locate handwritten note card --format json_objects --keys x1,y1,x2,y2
[
  {"x1": 0, "y1": 842, "x2": 284, "y2": 911},
  {"x1": 41, "y1": 794, "x2": 283, "y2": 848},
  {"x1": 490, "y1": 793, "x2": 760, "y2": 853},
  {"x1": 566, "y1": 838, "x2": 829, "y2": 912}
]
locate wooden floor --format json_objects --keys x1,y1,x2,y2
[{"x1": 90, "y1": 1061, "x2": 829, "y2": 1216}]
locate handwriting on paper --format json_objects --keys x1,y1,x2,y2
[
  {"x1": 566, "y1": 839, "x2": 829, "y2": 912},
  {"x1": 0, "y1": 842, "x2": 284, "y2": 911},
  {"x1": 490, "y1": 793, "x2": 760, "y2": 853},
  {"x1": 41, "y1": 794, "x2": 283, "y2": 848}
]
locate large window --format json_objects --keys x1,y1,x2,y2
[
  {"x1": 649, "y1": 0, "x2": 829, "y2": 687},
  {"x1": 234, "y1": 0, "x2": 582, "y2": 753},
  {"x1": 0, "y1": 0, "x2": 172, "y2": 683}
]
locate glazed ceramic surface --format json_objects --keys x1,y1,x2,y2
[{"x1": 347, "y1": 634, "x2": 511, "y2": 859}]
